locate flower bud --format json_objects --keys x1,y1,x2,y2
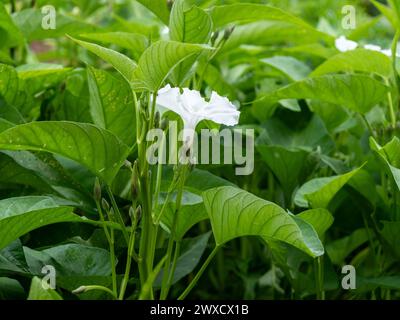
[
  {"x1": 135, "y1": 205, "x2": 142, "y2": 221},
  {"x1": 101, "y1": 198, "x2": 110, "y2": 212},
  {"x1": 160, "y1": 118, "x2": 168, "y2": 131},
  {"x1": 108, "y1": 208, "x2": 115, "y2": 222},
  {"x1": 131, "y1": 160, "x2": 139, "y2": 199},
  {"x1": 211, "y1": 31, "x2": 219, "y2": 46},
  {"x1": 223, "y1": 26, "x2": 235, "y2": 40},
  {"x1": 72, "y1": 286, "x2": 87, "y2": 294},
  {"x1": 93, "y1": 178, "x2": 101, "y2": 202},
  {"x1": 154, "y1": 111, "x2": 160, "y2": 128}
]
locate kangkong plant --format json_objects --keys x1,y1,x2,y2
[{"x1": 0, "y1": 0, "x2": 399, "y2": 301}]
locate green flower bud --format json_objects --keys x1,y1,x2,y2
[{"x1": 93, "y1": 178, "x2": 101, "y2": 202}]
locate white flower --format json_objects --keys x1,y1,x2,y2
[
  {"x1": 335, "y1": 36, "x2": 358, "y2": 52},
  {"x1": 156, "y1": 85, "x2": 240, "y2": 147},
  {"x1": 380, "y1": 49, "x2": 393, "y2": 57},
  {"x1": 364, "y1": 44, "x2": 382, "y2": 52},
  {"x1": 335, "y1": 35, "x2": 399, "y2": 57}
]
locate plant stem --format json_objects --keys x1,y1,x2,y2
[
  {"x1": 385, "y1": 78, "x2": 397, "y2": 129},
  {"x1": 160, "y1": 168, "x2": 186, "y2": 299},
  {"x1": 314, "y1": 256, "x2": 325, "y2": 300},
  {"x1": 167, "y1": 241, "x2": 181, "y2": 288},
  {"x1": 95, "y1": 201, "x2": 117, "y2": 298},
  {"x1": 138, "y1": 92, "x2": 158, "y2": 298},
  {"x1": 361, "y1": 114, "x2": 376, "y2": 138},
  {"x1": 119, "y1": 214, "x2": 139, "y2": 300},
  {"x1": 78, "y1": 285, "x2": 117, "y2": 299},
  {"x1": 106, "y1": 186, "x2": 129, "y2": 245},
  {"x1": 109, "y1": 228, "x2": 117, "y2": 297},
  {"x1": 178, "y1": 246, "x2": 220, "y2": 300}
]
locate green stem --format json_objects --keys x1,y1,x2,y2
[
  {"x1": 110, "y1": 228, "x2": 117, "y2": 297},
  {"x1": 314, "y1": 256, "x2": 325, "y2": 300},
  {"x1": 106, "y1": 186, "x2": 129, "y2": 245},
  {"x1": 361, "y1": 114, "x2": 376, "y2": 138},
  {"x1": 167, "y1": 241, "x2": 181, "y2": 289},
  {"x1": 385, "y1": 77, "x2": 397, "y2": 129},
  {"x1": 77, "y1": 285, "x2": 117, "y2": 299},
  {"x1": 95, "y1": 202, "x2": 117, "y2": 298},
  {"x1": 119, "y1": 214, "x2": 139, "y2": 300},
  {"x1": 361, "y1": 211, "x2": 379, "y2": 273},
  {"x1": 178, "y1": 246, "x2": 220, "y2": 300},
  {"x1": 160, "y1": 172, "x2": 186, "y2": 299}
]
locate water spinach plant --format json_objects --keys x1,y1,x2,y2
[{"x1": 0, "y1": 0, "x2": 399, "y2": 300}]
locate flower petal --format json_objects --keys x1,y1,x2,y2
[
  {"x1": 201, "y1": 91, "x2": 240, "y2": 126},
  {"x1": 364, "y1": 44, "x2": 382, "y2": 52},
  {"x1": 157, "y1": 84, "x2": 191, "y2": 122},
  {"x1": 181, "y1": 88, "x2": 207, "y2": 113},
  {"x1": 335, "y1": 36, "x2": 358, "y2": 52}
]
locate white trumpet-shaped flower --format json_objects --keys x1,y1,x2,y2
[
  {"x1": 335, "y1": 36, "x2": 358, "y2": 52},
  {"x1": 335, "y1": 36, "x2": 399, "y2": 57},
  {"x1": 156, "y1": 85, "x2": 240, "y2": 147}
]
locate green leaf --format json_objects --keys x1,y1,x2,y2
[
  {"x1": 170, "y1": 0, "x2": 212, "y2": 44},
  {"x1": 0, "y1": 5, "x2": 24, "y2": 48},
  {"x1": 0, "y1": 153, "x2": 52, "y2": 192},
  {"x1": 265, "y1": 74, "x2": 389, "y2": 114},
  {"x1": 0, "y1": 63, "x2": 43, "y2": 123},
  {"x1": 137, "y1": 0, "x2": 171, "y2": 25},
  {"x1": 169, "y1": 0, "x2": 212, "y2": 85},
  {"x1": 87, "y1": 66, "x2": 136, "y2": 146},
  {"x1": 381, "y1": 221, "x2": 400, "y2": 257},
  {"x1": 25, "y1": 244, "x2": 111, "y2": 277},
  {"x1": 297, "y1": 209, "x2": 334, "y2": 238},
  {"x1": 161, "y1": 197, "x2": 208, "y2": 240},
  {"x1": 131, "y1": 40, "x2": 211, "y2": 91},
  {"x1": 221, "y1": 21, "x2": 326, "y2": 55},
  {"x1": 70, "y1": 37, "x2": 137, "y2": 83},
  {"x1": 13, "y1": 8, "x2": 97, "y2": 41},
  {"x1": 203, "y1": 186, "x2": 324, "y2": 257},
  {"x1": 311, "y1": 49, "x2": 393, "y2": 78},
  {"x1": 0, "y1": 240, "x2": 29, "y2": 274},
  {"x1": 0, "y1": 277, "x2": 25, "y2": 300},
  {"x1": 156, "y1": 232, "x2": 211, "y2": 286},
  {"x1": 371, "y1": 0, "x2": 399, "y2": 29},
  {"x1": 0, "y1": 201, "x2": 83, "y2": 250},
  {"x1": 370, "y1": 137, "x2": 400, "y2": 191},
  {"x1": 51, "y1": 69, "x2": 92, "y2": 123},
  {"x1": 261, "y1": 56, "x2": 311, "y2": 81},
  {"x1": 0, "y1": 121, "x2": 130, "y2": 184},
  {"x1": 257, "y1": 116, "x2": 332, "y2": 198},
  {"x1": 326, "y1": 229, "x2": 368, "y2": 265},
  {"x1": 209, "y1": 3, "x2": 329, "y2": 42},
  {"x1": 2, "y1": 151, "x2": 95, "y2": 210},
  {"x1": 358, "y1": 276, "x2": 400, "y2": 290},
  {"x1": 16, "y1": 63, "x2": 69, "y2": 80},
  {"x1": 79, "y1": 32, "x2": 149, "y2": 60},
  {"x1": 28, "y1": 277, "x2": 63, "y2": 300},
  {"x1": 295, "y1": 167, "x2": 362, "y2": 209},
  {"x1": 257, "y1": 146, "x2": 309, "y2": 198}
]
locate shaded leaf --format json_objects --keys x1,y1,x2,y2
[
  {"x1": 0, "y1": 121, "x2": 130, "y2": 184},
  {"x1": 203, "y1": 186, "x2": 324, "y2": 257}
]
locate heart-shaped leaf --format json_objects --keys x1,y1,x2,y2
[
  {"x1": 203, "y1": 186, "x2": 324, "y2": 257},
  {"x1": 0, "y1": 121, "x2": 130, "y2": 184},
  {"x1": 87, "y1": 66, "x2": 136, "y2": 146},
  {"x1": 295, "y1": 167, "x2": 362, "y2": 208},
  {"x1": 131, "y1": 41, "x2": 211, "y2": 91}
]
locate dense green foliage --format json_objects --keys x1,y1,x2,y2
[{"x1": 0, "y1": 0, "x2": 400, "y2": 300}]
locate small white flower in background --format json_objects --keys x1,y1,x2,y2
[
  {"x1": 156, "y1": 84, "x2": 240, "y2": 148},
  {"x1": 335, "y1": 35, "x2": 399, "y2": 57},
  {"x1": 335, "y1": 36, "x2": 358, "y2": 52},
  {"x1": 363, "y1": 44, "x2": 382, "y2": 52}
]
